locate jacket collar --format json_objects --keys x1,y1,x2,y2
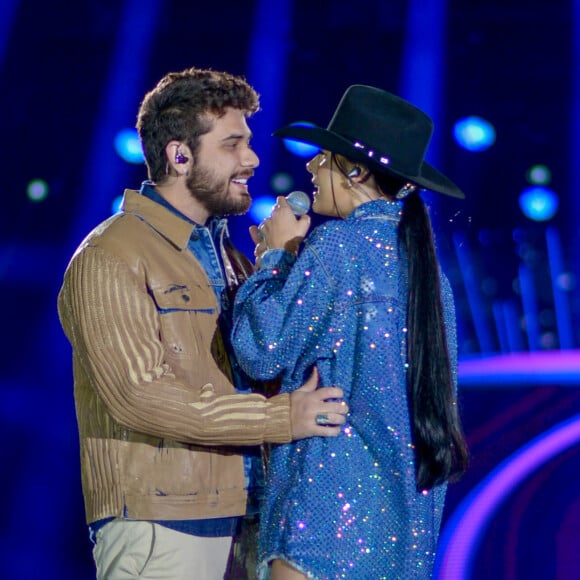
[
  {"x1": 121, "y1": 188, "x2": 195, "y2": 251},
  {"x1": 348, "y1": 198, "x2": 404, "y2": 221}
]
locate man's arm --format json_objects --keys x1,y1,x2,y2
[{"x1": 58, "y1": 246, "x2": 345, "y2": 447}]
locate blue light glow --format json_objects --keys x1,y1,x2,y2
[
  {"x1": 249, "y1": 195, "x2": 277, "y2": 224},
  {"x1": 271, "y1": 172, "x2": 294, "y2": 194},
  {"x1": 26, "y1": 179, "x2": 49, "y2": 202},
  {"x1": 526, "y1": 164, "x2": 551, "y2": 185},
  {"x1": 453, "y1": 116, "x2": 496, "y2": 152},
  {"x1": 519, "y1": 186, "x2": 559, "y2": 221},
  {"x1": 111, "y1": 195, "x2": 123, "y2": 214},
  {"x1": 282, "y1": 123, "x2": 320, "y2": 158},
  {"x1": 114, "y1": 128, "x2": 145, "y2": 164}
]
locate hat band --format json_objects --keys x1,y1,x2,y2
[
  {"x1": 353, "y1": 141, "x2": 391, "y2": 167},
  {"x1": 351, "y1": 139, "x2": 425, "y2": 176}
]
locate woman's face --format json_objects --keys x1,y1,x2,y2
[{"x1": 306, "y1": 150, "x2": 350, "y2": 217}]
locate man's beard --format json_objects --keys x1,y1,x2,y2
[{"x1": 186, "y1": 164, "x2": 251, "y2": 216}]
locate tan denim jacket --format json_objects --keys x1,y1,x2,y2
[{"x1": 58, "y1": 189, "x2": 291, "y2": 524}]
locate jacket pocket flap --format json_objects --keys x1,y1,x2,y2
[{"x1": 150, "y1": 282, "x2": 216, "y2": 311}]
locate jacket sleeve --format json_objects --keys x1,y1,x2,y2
[
  {"x1": 231, "y1": 244, "x2": 337, "y2": 381},
  {"x1": 57, "y1": 246, "x2": 291, "y2": 446}
]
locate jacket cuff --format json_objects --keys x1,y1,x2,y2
[
  {"x1": 258, "y1": 249, "x2": 296, "y2": 274},
  {"x1": 263, "y1": 393, "x2": 292, "y2": 443}
]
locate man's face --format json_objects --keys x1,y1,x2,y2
[{"x1": 186, "y1": 107, "x2": 259, "y2": 216}]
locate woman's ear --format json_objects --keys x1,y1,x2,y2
[{"x1": 349, "y1": 165, "x2": 371, "y2": 184}]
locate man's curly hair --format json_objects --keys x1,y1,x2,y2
[{"x1": 136, "y1": 67, "x2": 260, "y2": 183}]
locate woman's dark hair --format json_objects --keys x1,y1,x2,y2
[
  {"x1": 136, "y1": 67, "x2": 259, "y2": 183},
  {"x1": 375, "y1": 172, "x2": 469, "y2": 491}
]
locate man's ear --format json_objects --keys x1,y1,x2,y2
[{"x1": 165, "y1": 140, "x2": 192, "y2": 175}]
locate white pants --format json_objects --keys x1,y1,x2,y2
[{"x1": 93, "y1": 519, "x2": 233, "y2": 579}]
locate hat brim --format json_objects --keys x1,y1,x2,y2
[{"x1": 273, "y1": 124, "x2": 465, "y2": 199}]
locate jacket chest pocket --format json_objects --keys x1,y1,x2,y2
[{"x1": 150, "y1": 282, "x2": 218, "y2": 361}]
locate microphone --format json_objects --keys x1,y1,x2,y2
[
  {"x1": 284, "y1": 190, "x2": 311, "y2": 217},
  {"x1": 257, "y1": 191, "x2": 311, "y2": 241}
]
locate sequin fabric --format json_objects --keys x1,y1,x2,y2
[{"x1": 231, "y1": 199, "x2": 457, "y2": 579}]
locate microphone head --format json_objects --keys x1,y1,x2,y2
[{"x1": 285, "y1": 190, "x2": 311, "y2": 216}]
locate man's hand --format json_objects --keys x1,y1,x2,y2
[{"x1": 290, "y1": 367, "x2": 349, "y2": 439}]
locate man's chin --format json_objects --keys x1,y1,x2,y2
[
  {"x1": 216, "y1": 195, "x2": 251, "y2": 216},
  {"x1": 232, "y1": 194, "x2": 252, "y2": 215}
]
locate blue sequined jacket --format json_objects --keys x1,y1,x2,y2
[{"x1": 232, "y1": 199, "x2": 457, "y2": 579}]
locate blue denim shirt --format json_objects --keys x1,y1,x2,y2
[
  {"x1": 232, "y1": 199, "x2": 457, "y2": 578},
  {"x1": 141, "y1": 182, "x2": 227, "y2": 304}
]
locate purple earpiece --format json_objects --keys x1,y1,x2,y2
[{"x1": 175, "y1": 151, "x2": 189, "y2": 164}]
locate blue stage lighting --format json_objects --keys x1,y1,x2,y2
[
  {"x1": 249, "y1": 195, "x2": 277, "y2": 224},
  {"x1": 453, "y1": 116, "x2": 496, "y2": 152},
  {"x1": 271, "y1": 172, "x2": 294, "y2": 194},
  {"x1": 114, "y1": 128, "x2": 145, "y2": 164},
  {"x1": 26, "y1": 179, "x2": 49, "y2": 202},
  {"x1": 281, "y1": 123, "x2": 320, "y2": 158},
  {"x1": 111, "y1": 195, "x2": 124, "y2": 214},
  {"x1": 526, "y1": 164, "x2": 552, "y2": 185},
  {"x1": 519, "y1": 186, "x2": 559, "y2": 221}
]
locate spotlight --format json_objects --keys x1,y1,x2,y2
[
  {"x1": 249, "y1": 195, "x2": 277, "y2": 224},
  {"x1": 519, "y1": 186, "x2": 558, "y2": 221},
  {"x1": 281, "y1": 123, "x2": 320, "y2": 158},
  {"x1": 27, "y1": 179, "x2": 49, "y2": 202},
  {"x1": 111, "y1": 195, "x2": 123, "y2": 214},
  {"x1": 270, "y1": 172, "x2": 294, "y2": 194},
  {"x1": 453, "y1": 116, "x2": 496, "y2": 152},
  {"x1": 114, "y1": 128, "x2": 145, "y2": 164},
  {"x1": 526, "y1": 164, "x2": 552, "y2": 186}
]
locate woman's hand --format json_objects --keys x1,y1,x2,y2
[
  {"x1": 249, "y1": 224, "x2": 267, "y2": 269},
  {"x1": 258, "y1": 196, "x2": 311, "y2": 255}
]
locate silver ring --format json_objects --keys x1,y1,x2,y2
[{"x1": 315, "y1": 414, "x2": 331, "y2": 426}]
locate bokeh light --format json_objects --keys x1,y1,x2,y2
[
  {"x1": 526, "y1": 164, "x2": 552, "y2": 185},
  {"x1": 281, "y1": 122, "x2": 320, "y2": 158},
  {"x1": 249, "y1": 195, "x2": 276, "y2": 223},
  {"x1": 519, "y1": 186, "x2": 559, "y2": 221},
  {"x1": 270, "y1": 172, "x2": 294, "y2": 194},
  {"x1": 453, "y1": 116, "x2": 496, "y2": 152},
  {"x1": 111, "y1": 195, "x2": 124, "y2": 214},
  {"x1": 26, "y1": 179, "x2": 49, "y2": 202},
  {"x1": 114, "y1": 128, "x2": 145, "y2": 164}
]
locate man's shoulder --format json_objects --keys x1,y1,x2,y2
[
  {"x1": 73, "y1": 210, "x2": 149, "y2": 255},
  {"x1": 75, "y1": 189, "x2": 178, "y2": 251}
]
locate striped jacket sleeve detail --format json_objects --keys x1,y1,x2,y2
[{"x1": 58, "y1": 246, "x2": 291, "y2": 446}]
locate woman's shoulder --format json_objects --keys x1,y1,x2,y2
[{"x1": 305, "y1": 218, "x2": 359, "y2": 248}]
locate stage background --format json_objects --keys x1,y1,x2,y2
[{"x1": 1, "y1": 0, "x2": 579, "y2": 578}]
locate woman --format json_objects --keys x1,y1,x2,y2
[{"x1": 231, "y1": 85, "x2": 469, "y2": 579}]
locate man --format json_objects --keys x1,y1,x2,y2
[{"x1": 58, "y1": 67, "x2": 347, "y2": 580}]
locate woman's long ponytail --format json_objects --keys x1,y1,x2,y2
[{"x1": 399, "y1": 192, "x2": 469, "y2": 490}]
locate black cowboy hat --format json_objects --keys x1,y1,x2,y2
[{"x1": 273, "y1": 84, "x2": 465, "y2": 199}]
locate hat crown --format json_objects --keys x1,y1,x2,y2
[
  {"x1": 272, "y1": 84, "x2": 465, "y2": 198},
  {"x1": 327, "y1": 85, "x2": 434, "y2": 175}
]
